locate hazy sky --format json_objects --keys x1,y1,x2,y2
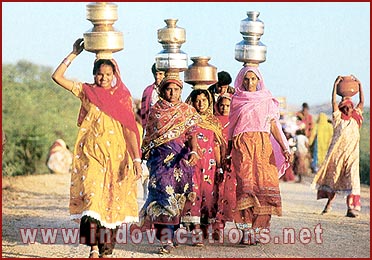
[{"x1": 2, "y1": 2, "x2": 370, "y2": 107}]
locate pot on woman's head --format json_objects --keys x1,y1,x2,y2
[{"x1": 337, "y1": 76, "x2": 359, "y2": 98}]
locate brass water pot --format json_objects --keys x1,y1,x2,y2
[
  {"x1": 83, "y1": 2, "x2": 123, "y2": 58},
  {"x1": 184, "y1": 56, "x2": 217, "y2": 90}
]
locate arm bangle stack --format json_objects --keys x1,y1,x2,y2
[
  {"x1": 133, "y1": 158, "x2": 142, "y2": 163},
  {"x1": 62, "y1": 58, "x2": 72, "y2": 67}
]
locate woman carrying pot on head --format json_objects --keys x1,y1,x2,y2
[
  {"x1": 181, "y1": 89, "x2": 225, "y2": 246},
  {"x1": 213, "y1": 93, "x2": 239, "y2": 235},
  {"x1": 139, "y1": 75, "x2": 201, "y2": 254},
  {"x1": 226, "y1": 66, "x2": 290, "y2": 245},
  {"x1": 52, "y1": 38, "x2": 142, "y2": 258},
  {"x1": 312, "y1": 75, "x2": 364, "y2": 218}
]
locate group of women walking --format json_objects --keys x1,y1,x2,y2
[{"x1": 52, "y1": 38, "x2": 364, "y2": 257}]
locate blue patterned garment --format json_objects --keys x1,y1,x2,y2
[{"x1": 139, "y1": 136, "x2": 194, "y2": 225}]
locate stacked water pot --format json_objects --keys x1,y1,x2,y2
[
  {"x1": 83, "y1": 2, "x2": 124, "y2": 59},
  {"x1": 155, "y1": 19, "x2": 188, "y2": 78},
  {"x1": 235, "y1": 11, "x2": 267, "y2": 66}
]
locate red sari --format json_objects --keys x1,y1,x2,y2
[
  {"x1": 182, "y1": 90, "x2": 225, "y2": 228},
  {"x1": 215, "y1": 114, "x2": 238, "y2": 223}
]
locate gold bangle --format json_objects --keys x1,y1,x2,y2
[{"x1": 62, "y1": 58, "x2": 71, "y2": 67}]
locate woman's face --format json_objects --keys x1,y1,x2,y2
[
  {"x1": 163, "y1": 83, "x2": 182, "y2": 104},
  {"x1": 193, "y1": 93, "x2": 209, "y2": 114},
  {"x1": 340, "y1": 104, "x2": 353, "y2": 117},
  {"x1": 94, "y1": 64, "x2": 114, "y2": 89},
  {"x1": 243, "y1": 71, "x2": 259, "y2": 92},
  {"x1": 155, "y1": 71, "x2": 165, "y2": 86},
  {"x1": 216, "y1": 84, "x2": 228, "y2": 95},
  {"x1": 218, "y1": 98, "x2": 231, "y2": 116}
]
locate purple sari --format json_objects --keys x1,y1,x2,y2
[{"x1": 139, "y1": 136, "x2": 194, "y2": 225}]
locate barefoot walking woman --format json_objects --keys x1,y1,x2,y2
[
  {"x1": 52, "y1": 38, "x2": 142, "y2": 258},
  {"x1": 312, "y1": 75, "x2": 364, "y2": 218},
  {"x1": 140, "y1": 76, "x2": 201, "y2": 254},
  {"x1": 227, "y1": 66, "x2": 290, "y2": 245}
]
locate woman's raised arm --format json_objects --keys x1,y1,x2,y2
[
  {"x1": 332, "y1": 76, "x2": 343, "y2": 112},
  {"x1": 52, "y1": 38, "x2": 84, "y2": 91},
  {"x1": 351, "y1": 75, "x2": 364, "y2": 112}
]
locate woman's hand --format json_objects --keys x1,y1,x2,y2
[
  {"x1": 215, "y1": 168, "x2": 224, "y2": 184},
  {"x1": 333, "y1": 75, "x2": 343, "y2": 88},
  {"x1": 350, "y1": 74, "x2": 361, "y2": 85},
  {"x1": 351, "y1": 74, "x2": 364, "y2": 111},
  {"x1": 188, "y1": 152, "x2": 200, "y2": 166},
  {"x1": 222, "y1": 155, "x2": 232, "y2": 172},
  {"x1": 72, "y1": 38, "x2": 84, "y2": 56},
  {"x1": 133, "y1": 161, "x2": 143, "y2": 181},
  {"x1": 282, "y1": 150, "x2": 291, "y2": 162}
]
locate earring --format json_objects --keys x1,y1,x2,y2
[{"x1": 111, "y1": 76, "x2": 117, "y2": 87}]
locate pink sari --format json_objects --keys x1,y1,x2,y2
[{"x1": 229, "y1": 66, "x2": 289, "y2": 177}]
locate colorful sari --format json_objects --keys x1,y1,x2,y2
[
  {"x1": 46, "y1": 139, "x2": 73, "y2": 174},
  {"x1": 139, "y1": 99, "x2": 201, "y2": 225},
  {"x1": 309, "y1": 113, "x2": 333, "y2": 171},
  {"x1": 215, "y1": 114, "x2": 238, "y2": 223},
  {"x1": 70, "y1": 60, "x2": 139, "y2": 255},
  {"x1": 181, "y1": 90, "x2": 225, "y2": 227},
  {"x1": 312, "y1": 105, "x2": 363, "y2": 212},
  {"x1": 140, "y1": 82, "x2": 158, "y2": 129},
  {"x1": 69, "y1": 59, "x2": 141, "y2": 232},
  {"x1": 229, "y1": 66, "x2": 289, "y2": 231}
]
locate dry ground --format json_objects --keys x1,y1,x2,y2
[{"x1": 2, "y1": 173, "x2": 370, "y2": 258}]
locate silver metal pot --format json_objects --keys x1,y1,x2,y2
[
  {"x1": 155, "y1": 19, "x2": 188, "y2": 71},
  {"x1": 235, "y1": 41, "x2": 266, "y2": 64},
  {"x1": 240, "y1": 11, "x2": 264, "y2": 44},
  {"x1": 235, "y1": 11, "x2": 267, "y2": 65}
]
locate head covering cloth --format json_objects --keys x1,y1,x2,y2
[
  {"x1": 77, "y1": 59, "x2": 141, "y2": 153},
  {"x1": 158, "y1": 75, "x2": 183, "y2": 99},
  {"x1": 186, "y1": 89, "x2": 225, "y2": 147},
  {"x1": 142, "y1": 77, "x2": 201, "y2": 158},
  {"x1": 214, "y1": 92, "x2": 232, "y2": 116},
  {"x1": 338, "y1": 99, "x2": 363, "y2": 128}
]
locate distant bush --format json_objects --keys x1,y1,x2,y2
[
  {"x1": 359, "y1": 110, "x2": 370, "y2": 185},
  {"x1": 2, "y1": 61, "x2": 80, "y2": 176}
]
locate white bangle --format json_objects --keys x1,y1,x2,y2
[
  {"x1": 62, "y1": 58, "x2": 72, "y2": 67},
  {"x1": 133, "y1": 158, "x2": 142, "y2": 163},
  {"x1": 189, "y1": 151, "x2": 198, "y2": 156}
]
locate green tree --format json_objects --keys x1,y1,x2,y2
[
  {"x1": 2, "y1": 60, "x2": 80, "y2": 176},
  {"x1": 359, "y1": 110, "x2": 370, "y2": 185}
]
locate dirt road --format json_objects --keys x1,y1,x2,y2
[{"x1": 2, "y1": 173, "x2": 370, "y2": 258}]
